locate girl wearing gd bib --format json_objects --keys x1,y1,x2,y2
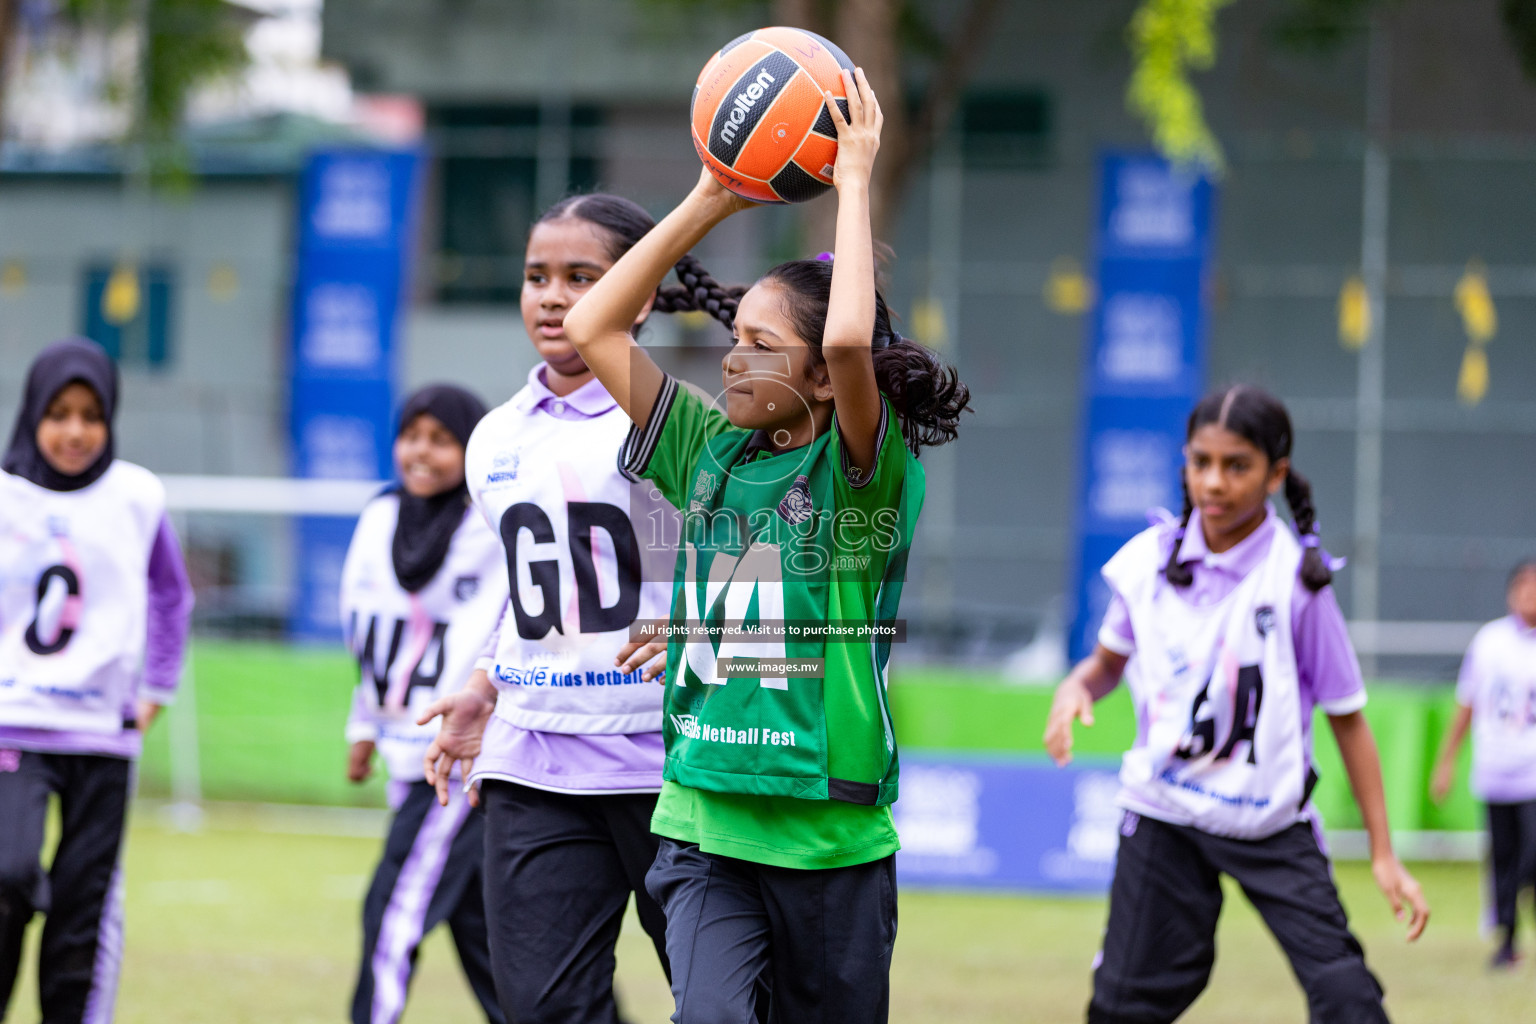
[
  {"x1": 0, "y1": 339, "x2": 194, "y2": 1023},
  {"x1": 1045, "y1": 386, "x2": 1428, "y2": 1024},
  {"x1": 419, "y1": 192, "x2": 739, "y2": 1024}
]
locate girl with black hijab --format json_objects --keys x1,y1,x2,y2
[
  {"x1": 0, "y1": 338, "x2": 194, "y2": 1023},
  {"x1": 339, "y1": 383, "x2": 508, "y2": 1024}
]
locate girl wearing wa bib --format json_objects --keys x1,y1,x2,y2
[
  {"x1": 341, "y1": 385, "x2": 506, "y2": 1024},
  {"x1": 0, "y1": 339, "x2": 193, "y2": 1024},
  {"x1": 1046, "y1": 386, "x2": 1428, "y2": 1024}
]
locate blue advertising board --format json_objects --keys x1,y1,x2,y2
[
  {"x1": 1067, "y1": 154, "x2": 1216, "y2": 662},
  {"x1": 893, "y1": 754, "x2": 1122, "y2": 893},
  {"x1": 289, "y1": 148, "x2": 423, "y2": 638}
]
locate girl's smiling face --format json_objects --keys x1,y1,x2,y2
[
  {"x1": 720, "y1": 280, "x2": 831, "y2": 445},
  {"x1": 36, "y1": 381, "x2": 108, "y2": 477},
  {"x1": 1184, "y1": 423, "x2": 1289, "y2": 552},
  {"x1": 393, "y1": 412, "x2": 465, "y2": 498}
]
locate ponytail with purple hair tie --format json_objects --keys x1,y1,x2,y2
[{"x1": 1301, "y1": 524, "x2": 1348, "y2": 572}]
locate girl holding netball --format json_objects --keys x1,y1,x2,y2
[
  {"x1": 418, "y1": 191, "x2": 730, "y2": 1023},
  {"x1": 563, "y1": 69, "x2": 967, "y2": 1024},
  {"x1": 1045, "y1": 385, "x2": 1429, "y2": 1024},
  {"x1": 0, "y1": 338, "x2": 194, "y2": 1024},
  {"x1": 1431, "y1": 558, "x2": 1536, "y2": 969},
  {"x1": 340, "y1": 384, "x2": 507, "y2": 1024}
]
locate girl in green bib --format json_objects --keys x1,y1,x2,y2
[{"x1": 564, "y1": 68, "x2": 968, "y2": 1024}]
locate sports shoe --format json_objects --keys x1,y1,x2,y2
[{"x1": 1488, "y1": 946, "x2": 1521, "y2": 971}]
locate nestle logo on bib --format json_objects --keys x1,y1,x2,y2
[{"x1": 485, "y1": 449, "x2": 520, "y2": 486}]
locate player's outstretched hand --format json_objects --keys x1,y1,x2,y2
[
  {"x1": 826, "y1": 66, "x2": 882, "y2": 193},
  {"x1": 135, "y1": 698, "x2": 162, "y2": 734},
  {"x1": 1429, "y1": 758, "x2": 1455, "y2": 804},
  {"x1": 418, "y1": 680, "x2": 496, "y2": 807},
  {"x1": 1044, "y1": 678, "x2": 1095, "y2": 767},
  {"x1": 346, "y1": 739, "x2": 375, "y2": 783},
  {"x1": 1373, "y1": 855, "x2": 1429, "y2": 941},
  {"x1": 615, "y1": 638, "x2": 668, "y2": 683}
]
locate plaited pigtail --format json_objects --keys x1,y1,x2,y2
[
  {"x1": 653, "y1": 252, "x2": 745, "y2": 330},
  {"x1": 1284, "y1": 468, "x2": 1332, "y2": 592},
  {"x1": 1163, "y1": 478, "x2": 1196, "y2": 587}
]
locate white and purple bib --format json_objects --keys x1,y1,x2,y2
[
  {"x1": 465, "y1": 388, "x2": 675, "y2": 736},
  {"x1": 0, "y1": 462, "x2": 164, "y2": 734},
  {"x1": 340, "y1": 493, "x2": 508, "y2": 781},
  {"x1": 1458, "y1": 616, "x2": 1536, "y2": 803},
  {"x1": 1104, "y1": 521, "x2": 1311, "y2": 839}
]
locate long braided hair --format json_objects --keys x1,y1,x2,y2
[
  {"x1": 1164, "y1": 385, "x2": 1333, "y2": 592},
  {"x1": 533, "y1": 194, "x2": 742, "y2": 329},
  {"x1": 755, "y1": 259, "x2": 970, "y2": 453}
]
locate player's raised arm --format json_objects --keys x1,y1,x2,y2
[
  {"x1": 562, "y1": 172, "x2": 754, "y2": 428},
  {"x1": 819, "y1": 67, "x2": 885, "y2": 479}
]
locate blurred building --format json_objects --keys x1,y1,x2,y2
[{"x1": 2, "y1": 0, "x2": 1534, "y2": 674}]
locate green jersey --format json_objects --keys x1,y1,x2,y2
[{"x1": 622, "y1": 375, "x2": 924, "y2": 868}]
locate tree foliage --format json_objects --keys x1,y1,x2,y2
[
  {"x1": 1127, "y1": 0, "x2": 1536, "y2": 171},
  {"x1": 1126, "y1": 0, "x2": 1235, "y2": 173},
  {"x1": 2, "y1": 0, "x2": 247, "y2": 185}
]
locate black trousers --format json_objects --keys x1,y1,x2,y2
[
  {"x1": 1487, "y1": 799, "x2": 1536, "y2": 948},
  {"x1": 0, "y1": 750, "x2": 131, "y2": 1024},
  {"x1": 1089, "y1": 813, "x2": 1387, "y2": 1024},
  {"x1": 351, "y1": 780, "x2": 503, "y2": 1024},
  {"x1": 645, "y1": 838, "x2": 897, "y2": 1024},
  {"x1": 480, "y1": 780, "x2": 669, "y2": 1024}
]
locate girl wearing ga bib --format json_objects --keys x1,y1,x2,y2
[
  {"x1": 1431, "y1": 558, "x2": 1536, "y2": 969},
  {"x1": 1046, "y1": 386, "x2": 1428, "y2": 1024},
  {"x1": 419, "y1": 192, "x2": 726, "y2": 1024},
  {"x1": 340, "y1": 385, "x2": 507, "y2": 1024},
  {"x1": 0, "y1": 339, "x2": 193, "y2": 1024},
  {"x1": 564, "y1": 70, "x2": 969, "y2": 1024}
]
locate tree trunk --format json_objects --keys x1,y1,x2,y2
[
  {"x1": 833, "y1": 0, "x2": 905, "y2": 240},
  {"x1": 0, "y1": 0, "x2": 18, "y2": 141},
  {"x1": 754, "y1": 0, "x2": 1004, "y2": 248}
]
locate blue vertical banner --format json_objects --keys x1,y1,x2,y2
[
  {"x1": 289, "y1": 147, "x2": 423, "y2": 638},
  {"x1": 1068, "y1": 154, "x2": 1216, "y2": 661}
]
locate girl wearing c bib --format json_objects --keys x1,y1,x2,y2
[
  {"x1": 0, "y1": 339, "x2": 194, "y2": 1024},
  {"x1": 341, "y1": 385, "x2": 507, "y2": 1024},
  {"x1": 1045, "y1": 385, "x2": 1429, "y2": 1024}
]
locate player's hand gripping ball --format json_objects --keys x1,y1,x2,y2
[{"x1": 691, "y1": 26, "x2": 855, "y2": 204}]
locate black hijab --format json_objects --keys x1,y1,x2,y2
[
  {"x1": 391, "y1": 384, "x2": 488, "y2": 592},
  {"x1": 3, "y1": 338, "x2": 118, "y2": 492}
]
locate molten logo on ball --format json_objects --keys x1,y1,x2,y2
[
  {"x1": 719, "y1": 69, "x2": 778, "y2": 146},
  {"x1": 691, "y1": 26, "x2": 855, "y2": 204}
]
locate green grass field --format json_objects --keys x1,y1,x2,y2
[
  {"x1": 24, "y1": 640, "x2": 1495, "y2": 1021},
  {"x1": 7, "y1": 802, "x2": 1527, "y2": 1023}
]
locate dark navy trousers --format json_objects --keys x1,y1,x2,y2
[
  {"x1": 352, "y1": 779, "x2": 502, "y2": 1024},
  {"x1": 645, "y1": 837, "x2": 897, "y2": 1024}
]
